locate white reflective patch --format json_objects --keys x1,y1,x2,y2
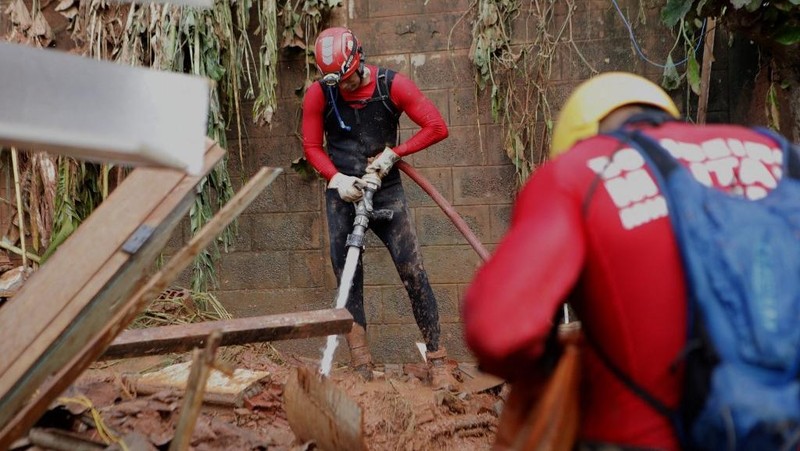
[
  {"x1": 605, "y1": 169, "x2": 658, "y2": 208},
  {"x1": 659, "y1": 138, "x2": 682, "y2": 158},
  {"x1": 740, "y1": 158, "x2": 777, "y2": 189},
  {"x1": 321, "y1": 36, "x2": 335, "y2": 65},
  {"x1": 688, "y1": 162, "x2": 713, "y2": 186},
  {"x1": 587, "y1": 156, "x2": 612, "y2": 176},
  {"x1": 702, "y1": 138, "x2": 731, "y2": 159},
  {"x1": 613, "y1": 148, "x2": 645, "y2": 171},
  {"x1": 620, "y1": 195, "x2": 668, "y2": 230},
  {"x1": 679, "y1": 142, "x2": 706, "y2": 162},
  {"x1": 746, "y1": 185, "x2": 769, "y2": 200},
  {"x1": 744, "y1": 141, "x2": 773, "y2": 163},
  {"x1": 704, "y1": 156, "x2": 738, "y2": 187},
  {"x1": 727, "y1": 138, "x2": 747, "y2": 157}
]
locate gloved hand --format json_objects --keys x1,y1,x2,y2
[
  {"x1": 365, "y1": 147, "x2": 400, "y2": 178},
  {"x1": 328, "y1": 172, "x2": 366, "y2": 202}
]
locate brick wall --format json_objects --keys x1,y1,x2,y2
[
  {"x1": 0, "y1": 0, "x2": 755, "y2": 363},
  {"x1": 194, "y1": 0, "x2": 759, "y2": 364}
]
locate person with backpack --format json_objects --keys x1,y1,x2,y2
[
  {"x1": 302, "y1": 26, "x2": 458, "y2": 389},
  {"x1": 462, "y1": 71, "x2": 800, "y2": 450}
]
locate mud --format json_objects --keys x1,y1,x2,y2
[{"x1": 28, "y1": 343, "x2": 504, "y2": 451}]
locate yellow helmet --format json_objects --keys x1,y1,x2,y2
[{"x1": 550, "y1": 72, "x2": 680, "y2": 157}]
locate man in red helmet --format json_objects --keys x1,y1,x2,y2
[
  {"x1": 462, "y1": 72, "x2": 796, "y2": 449},
  {"x1": 302, "y1": 26, "x2": 456, "y2": 389}
]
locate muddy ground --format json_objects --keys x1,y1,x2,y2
[{"x1": 19, "y1": 343, "x2": 505, "y2": 451}]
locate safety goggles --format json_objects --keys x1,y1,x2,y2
[{"x1": 321, "y1": 72, "x2": 342, "y2": 86}]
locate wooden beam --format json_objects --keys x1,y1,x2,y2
[
  {"x1": 103, "y1": 308, "x2": 354, "y2": 359},
  {"x1": 0, "y1": 141, "x2": 224, "y2": 448}
]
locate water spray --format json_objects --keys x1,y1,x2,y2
[{"x1": 320, "y1": 173, "x2": 393, "y2": 376}]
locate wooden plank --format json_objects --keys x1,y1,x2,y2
[
  {"x1": 103, "y1": 309, "x2": 354, "y2": 359},
  {"x1": 0, "y1": 140, "x2": 213, "y2": 377},
  {"x1": 0, "y1": 42, "x2": 209, "y2": 175},
  {"x1": 0, "y1": 145, "x2": 216, "y2": 391},
  {"x1": 0, "y1": 142, "x2": 224, "y2": 448},
  {"x1": 284, "y1": 366, "x2": 367, "y2": 451},
  {"x1": 127, "y1": 361, "x2": 270, "y2": 407}
]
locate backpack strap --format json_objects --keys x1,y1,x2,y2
[
  {"x1": 375, "y1": 68, "x2": 399, "y2": 117},
  {"x1": 584, "y1": 128, "x2": 690, "y2": 446},
  {"x1": 583, "y1": 326, "x2": 677, "y2": 420},
  {"x1": 752, "y1": 126, "x2": 800, "y2": 179},
  {"x1": 343, "y1": 67, "x2": 400, "y2": 117}
]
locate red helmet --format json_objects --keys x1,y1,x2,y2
[{"x1": 314, "y1": 27, "x2": 363, "y2": 85}]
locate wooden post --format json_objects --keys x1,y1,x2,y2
[
  {"x1": 697, "y1": 18, "x2": 717, "y2": 125},
  {"x1": 10, "y1": 148, "x2": 26, "y2": 269},
  {"x1": 168, "y1": 329, "x2": 222, "y2": 451}
]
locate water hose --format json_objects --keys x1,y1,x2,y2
[{"x1": 397, "y1": 161, "x2": 490, "y2": 262}]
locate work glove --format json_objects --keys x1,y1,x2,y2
[
  {"x1": 328, "y1": 172, "x2": 366, "y2": 202},
  {"x1": 365, "y1": 147, "x2": 400, "y2": 178}
]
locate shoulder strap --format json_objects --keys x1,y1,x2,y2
[
  {"x1": 376, "y1": 67, "x2": 399, "y2": 116},
  {"x1": 583, "y1": 129, "x2": 689, "y2": 445},
  {"x1": 752, "y1": 127, "x2": 800, "y2": 179}
]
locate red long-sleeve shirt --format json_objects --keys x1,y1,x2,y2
[
  {"x1": 302, "y1": 64, "x2": 448, "y2": 180},
  {"x1": 463, "y1": 121, "x2": 785, "y2": 449}
]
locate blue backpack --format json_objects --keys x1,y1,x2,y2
[{"x1": 602, "y1": 125, "x2": 800, "y2": 450}]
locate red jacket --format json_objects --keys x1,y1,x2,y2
[
  {"x1": 302, "y1": 64, "x2": 448, "y2": 181},
  {"x1": 463, "y1": 121, "x2": 786, "y2": 449}
]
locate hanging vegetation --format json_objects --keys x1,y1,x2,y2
[
  {"x1": 1, "y1": 0, "x2": 339, "y2": 292},
  {"x1": 661, "y1": 0, "x2": 800, "y2": 137},
  {"x1": 469, "y1": 0, "x2": 592, "y2": 184}
]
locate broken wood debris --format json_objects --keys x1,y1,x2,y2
[
  {"x1": 103, "y1": 308, "x2": 354, "y2": 360},
  {"x1": 284, "y1": 366, "x2": 367, "y2": 451},
  {"x1": 0, "y1": 141, "x2": 225, "y2": 449},
  {"x1": 123, "y1": 361, "x2": 270, "y2": 408},
  {"x1": 169, "y1": 330, "x2": 222, "y2": 451}
]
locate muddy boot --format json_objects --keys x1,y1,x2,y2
[
  {"x1": 345, "y1": 324, "x2": 374, "y2": 381},
  {"x1": 426, "y1": 347, "x2": 460, "y2": 391}
]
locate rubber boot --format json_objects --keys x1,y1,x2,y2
[
  {"x1": 345, "y1": 324, "x2": 374, "y2": 381},
  {"x1": 426, "y1": 347, "x2": 460, "y2": 391}
]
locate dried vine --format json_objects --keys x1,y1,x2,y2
[
  {"x1": 662, "y1": 0, "x2": 800, "y2": 133},
  {"x1": 1, "y1": 0, "x2": 340, "y2": 291},
  {"x1": 470, "y1": 0, "x2": 593, "y2": 185}
]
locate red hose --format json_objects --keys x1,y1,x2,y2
[{"x1": 397, "y1": 161, "x2": 490, "y2": 262}]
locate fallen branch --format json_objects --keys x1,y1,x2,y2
[{"x1": 0, "y1": 240, "x2": 41, "y2": 264}]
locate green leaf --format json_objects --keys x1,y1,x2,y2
[
  {"x1": 661, "y1": 0, "x2": 693, "y2": 27},
  {"x1": 773, "y1": 26, "x2": 800, "y2": 46},
  {"x1": 662, "y1": 55, "x2": 682, "y2": 91},
  {"x1": 687, "y1": 52, "x2": 701, "y2": 96},
  {"x1": 745, "y1": 0, "x2": 761, "y2": 11},
  {"x1": 729, "y1": 0, "x2": 751, "y2": 8},
  {"x1": 290, "y1": 157, "x2": 320, "y2": 182}
]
